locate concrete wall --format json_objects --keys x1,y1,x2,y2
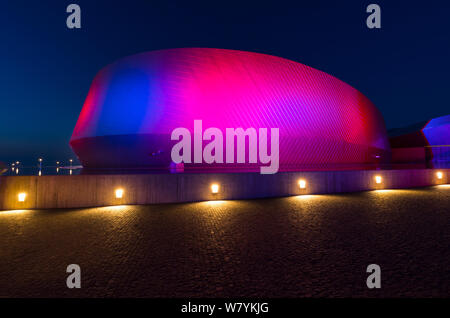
[{"x1": 0, "y1": 169, "x2": 448, "y2": 211}]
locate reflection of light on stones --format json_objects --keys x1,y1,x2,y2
[
  {"x1": 195, "y1": 200, "x2": 237, "y2": 219},
  {"x1": 287, "y1": 194, "x2": 335, "y2": 212},
  {"x1": 203, "y1": 200, "x2": 227, "y2": 206},
  {"x1": 76, "y1": 205, "x2": 139, "y2": 231},
  {"x1": 293, "y1": 194, "x2": 318, "y2": 200},
  {"x1": 372, "y1": 189, "x2": 432, "y2": 196},
  {"x1": 0, "y1": 209, "x2": 30, "y2": 216},
  {"x1": 373, "y1": 189, "x2": 396, "y2": 193},
  {"x1": 87, "y1": 206, "x2": 137, "y2": 218},
  {"x1": 90, "y1": 205, "x2": 131, "y2": 213}
]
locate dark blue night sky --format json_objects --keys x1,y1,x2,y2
[{"x1": 1, "y1": 0, "x2": 449, "y2": 165}]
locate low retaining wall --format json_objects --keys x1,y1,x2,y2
[{"x1": 0, "y1": 169, "x2": 448, "y2": 210}]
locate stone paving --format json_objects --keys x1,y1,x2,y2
[{"x1": 1, "y1": 185, "x2": 450, "y2": 297}]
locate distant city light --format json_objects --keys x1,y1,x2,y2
[
  {"x1": 298, "y1": 179, "x2": 307, "y2": 189},
  {"x1": 436, "y1": 171, "x2": 443, "y2": 180},
  {"x1": 115, "y1": 188, "x2": 124, "y2": 199},
  {"x1": 38, "y1": 158, "x2": 43, "y2": 162},
  {"x1": 18, "y1": 193, "x2": 26, "y2": 202},
  {"x1": 211, "y1": 184, "x2": 219, "y2": 194},
  {"x1": 375, "y1": 175, "x2": 382, "y2": 184}
]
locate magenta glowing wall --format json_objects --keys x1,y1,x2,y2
[{"x1": 70, "y1": 48, "x2": 390, "y2": 171}]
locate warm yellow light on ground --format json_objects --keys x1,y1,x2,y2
[
  {"x1": 298, "y1": 179, "x2": 307, "y2": 189},
  {"x1": 18, "y1": 193, "x2": 26, "y2": 202},
  {"x1": 375, "y1": 175, "x2": 382, "y2": 184},
  {"x1": 436, "y1": 171, "x2": 443, "y2": 180},
  {"x1": 115, "y1": 188, "x2": 124, "y2": 199},
  {"x1": 211, "y1": 184, "x2": 219, "y2": 194}
]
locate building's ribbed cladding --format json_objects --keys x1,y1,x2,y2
[{"x1": 70, "y1": 48, "x2": 390, "y2": 171}]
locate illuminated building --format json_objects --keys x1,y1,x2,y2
[{"x1": 70, "y1": 48, "x2": 390, "y2": 171}]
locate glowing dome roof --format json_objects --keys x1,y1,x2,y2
[{"x1": 70, "y1": 48, "x2": 390, "y2": 170}]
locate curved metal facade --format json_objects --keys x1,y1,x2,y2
[
  {"x1": 70, "y1": 48, "x2": 390, "y2": 171},
  {"x1": 424, "y1": 115, "x2": 450, "y2": 167}
]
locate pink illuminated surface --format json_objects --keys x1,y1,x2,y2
[{"x1": 70, "y1": 48, "x2": 390, "y2": 170}]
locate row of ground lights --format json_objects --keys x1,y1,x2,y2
[
  {"x1": 373, "y1": 172, "x2": 444, "y2": 184},
  {"x1": 14, "y1": 171, "x2": 447, "y2": 203}
]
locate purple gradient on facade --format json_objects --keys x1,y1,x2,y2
[
  {"x1": 70, "y1": 48, "x2": 390, "y2": 171},
  {"x1": 423, "y1": 115, "x2": 450, "y2": 167}
]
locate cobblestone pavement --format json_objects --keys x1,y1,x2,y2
[{"x1": 1, "y1": 185, "x2": 450, "y2": 297}]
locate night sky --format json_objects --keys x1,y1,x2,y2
[{"x1": 1, "y1": 0, "x2": 449, "y2": 165}]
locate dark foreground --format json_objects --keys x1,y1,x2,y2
[{"x1": 1, "y1": 186, "x2": 450, "y2": 297}]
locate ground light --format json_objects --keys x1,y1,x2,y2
[
  {"x1": 298, "y1": 179, "x2": 306, "y2": 189},
  {"x1": 18, "y1": 193, "x2": 26, "y2": 202},
  {"x1": 375, "y1": 175, "x2": 382, "y2": 184},
  {"x1": 436, "y1": 171, "x2": 443, "y2": 180},
  {"x1": 115, "y1": 188, "x2": 124, "y2": 199},
  {"x1": 211, "y1": 184, "x2": 219, "y2": 194}
]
